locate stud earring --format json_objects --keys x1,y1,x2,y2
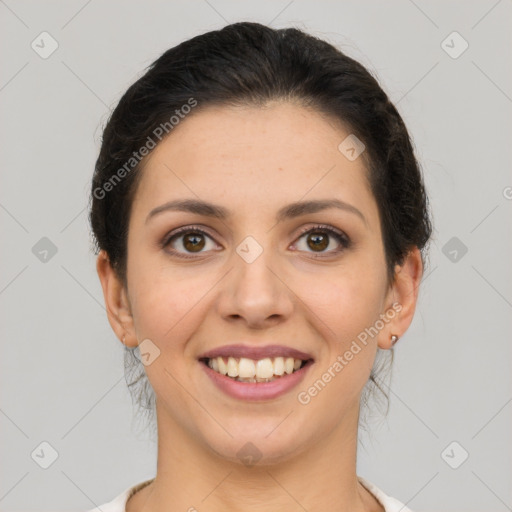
[{"x1": 390, "y1": 334, "x2": 399, "y2": 346}]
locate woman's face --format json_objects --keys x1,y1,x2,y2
[{"x1": 99, "y1": 101, "x2": 420, "y2": 465}]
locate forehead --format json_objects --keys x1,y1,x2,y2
[{"x1": 133, "y1": 102, "x2": 378, "y2": 229}]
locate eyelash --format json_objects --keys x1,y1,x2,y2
[{"x1": 161, "y1": 224, "x2": 351, "y2": 260}]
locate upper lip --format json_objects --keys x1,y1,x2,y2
[{"x1": 198, "y1": 344, "x2": 314, "y2": 361}]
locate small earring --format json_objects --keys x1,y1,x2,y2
[
  {"x1": 390, "y1": 334, "x2": 399, "y2": 346},
  {"x1": 122, "y1": 335, "x2": 126, "y2": 345}
]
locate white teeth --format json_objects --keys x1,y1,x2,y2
[
  {"x1": 256, "y1": 358, "x2": 274, "y2": 379},
  {"x1": 273, "y1": 357, "x2": 285, "y2": 376},
  {"x1": 238, "y1": 358, "x2": 256, "y2": 378},
  {"x1": 227, "y1": 356, "x2": 238, "y2": 377},
  {"x1": 207, "y1": 356, "x2": 305, "y2": 381},
  {"x1": 217, "y1": 357, "x2": 228, "y2": 375}
]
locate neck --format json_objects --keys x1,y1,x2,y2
[{"x1": 126, "y1": 400, "x2": 383, "y2": 512}]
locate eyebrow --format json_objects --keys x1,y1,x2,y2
[{"x1": 145, "y1": 198, "x2": 368, "y2": 227}]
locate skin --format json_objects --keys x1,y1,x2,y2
[{"x1": 96, "y1": 101, "x2": 423, "y2": 512}]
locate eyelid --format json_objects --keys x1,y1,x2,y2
[{"x1": 294, "y1": 223, "x2": 348, "y2": 243}]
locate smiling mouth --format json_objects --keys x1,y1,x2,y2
[{"x1": 199, "y1": 356, "x2": 312, "y2": 383}]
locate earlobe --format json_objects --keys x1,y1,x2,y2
[
  {"x1": 378, "y1": 246, "x2": 424, "y2": 350},
  {"x1": 96, "y1": 250, "x2": 138, "y2": 348}
]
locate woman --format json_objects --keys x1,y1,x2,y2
[{"x1": 87, "y1": 21, "x2": 432, "y2": 512}]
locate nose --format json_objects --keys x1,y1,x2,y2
[{"x1": 216, "y1": 246, "x2": 294, "y2": 329}]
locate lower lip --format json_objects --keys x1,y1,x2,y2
[{"x1": 199, "y1": 359, "x2": 314, "y2": 401}]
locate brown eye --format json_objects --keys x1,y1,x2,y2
[
  {"x1": 293, "y1": 225, "x2": 350, "y2": 256},
  {"x1": 182, "y1": 232, "x2": 206, "y2": 252},
  {"x1": 306, "y1": 231, "x2": 329, "y2": 252},
  {"x1": 162, "y1": 227, "x2": 217, "y2": 258}
]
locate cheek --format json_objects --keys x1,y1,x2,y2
[
  {"x1": 126, "y1": 253, "x2": 198, "y2": 343},
  {"x1": 300, "y1": 274, "x2": 382, "y2": 401},
  {"x1": 133, "y1": 283, "x2": 195, "y2": 341},
  {"x1": 127, "y1": 261, "x2": 222, "y2": 365},
  {"x1": 302, "y1": 265, "x2": 384, "y2": 333}
]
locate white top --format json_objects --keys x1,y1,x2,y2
[{"x1": 85, "y1": 476, "x2": 413, "y2": 512}]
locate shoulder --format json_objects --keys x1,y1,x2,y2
[
  {"x1": 83, "y1": 479, "x2": 155, "y2": 512},
  {"x1": 358, "y1": 476, "x2": 414, "y2": 512}
]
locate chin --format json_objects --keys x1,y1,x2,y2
[{"x1": 204, "y1": 428, "x2": 309, "y2": 468}]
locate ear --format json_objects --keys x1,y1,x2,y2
[
  {"x1": 96, "y1": 250, "x2": 138, "y2": 348},
  {"x1": 378, "y1": 246, "x2": 424, "y2": 350}
]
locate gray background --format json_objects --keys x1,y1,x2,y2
[{"x1": 1, "y1": 1, "x2": 511, "y2": 511}]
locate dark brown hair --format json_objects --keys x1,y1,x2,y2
[{"x1": 88, "y1": 21, "x2": 433, "y2": 436}]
